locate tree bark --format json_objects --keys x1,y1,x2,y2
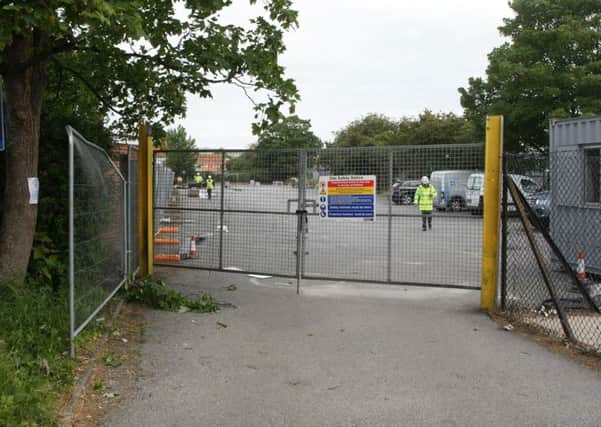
[{"x1": 0, "y1": 34, "x2": 48, "y2": 284}]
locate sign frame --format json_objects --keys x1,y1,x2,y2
[{"x1": 318, "y1": 175, "x2": 377, "y2": 222}]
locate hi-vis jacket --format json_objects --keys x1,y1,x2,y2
[
  {"x1": 414, "y1": 184, "x2": 438, "y2": 212},
  {"x1": 206, "y1": 178, "x2": 214, "y2": 190},
  {"x1": 194, "y1": 175, "x2": 203, "y2": 184}
]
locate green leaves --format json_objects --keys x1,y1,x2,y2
[
  {"x1": 162, "y1": 126, "x2": 198, "y2": 180},
  {"x1": 123, "y1": 276, "x2": 220, "y2": 313},
  {"x1": 331, "y1": 112, "x2": 478, "y2": 148},
  {"x1": 1, "y1": 0, "x2": 300, "y2": 134},
  {"x1": 459, "y1": 0, "x2": 601, "y2": 151},
  {"x1": 103, "y1": 352, "x2": 122, "y2": 368}
]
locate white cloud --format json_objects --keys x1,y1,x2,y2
[{"x1": 175, "y1": 0, "x2": 513, "y2": 149}]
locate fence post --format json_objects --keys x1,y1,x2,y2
[
  {"x1": 481, "y1": 116, "x2": 503, "y2": 310},
  {"x1": 387, "y1": 150, "x2": 393, "y2": 283},
  {"x1": 296, "y1": 150, "x2": 307, "y2": 295},
  {"x1": 138, "y1": 125, "x2": 154, "y2": 277},
  {"x1": 219, "y1": 150, "x2": 225, "y2": 270},
  {"x1": 67, "y1": 126, "x2": 75, "y2": 358},
  {"x1": 500, "y1": 160, "x2": 508, "y2": 310}
]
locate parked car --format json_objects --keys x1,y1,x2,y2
[
  {"x1": 430, "y1": 170, "x2": 476, "y2": 211},
  {"x1": 392, "y1": 179, "x2": 420, "y2": 205},
  {"x1": 526, "y1": 190, "x2": 551, "y2": 230},
  {"x1": 465, "y1": 172, "x2": 542, "y2": 214}
]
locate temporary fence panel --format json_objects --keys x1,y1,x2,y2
[
  {"x1": 153, "y1": 144, "x2": 485, "y2": 289},
  {"x1": 502, "y1": 152, "x2": 601, "y2": 353},
  {"x1": 128, "y1": 146, "x2": 140, "y2": 274},
  {"x1": 68, "y1": 126, "x2": 127, "y2": 356}
]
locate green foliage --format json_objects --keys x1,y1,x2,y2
[
  {"x1": 331, "y1": 114, "x2": 399, "y2": 147},
  {"x1": 0, "y1": 283, "x2": 74, "y2": 426},
  {"x1": 27, "y1": 233, "x2": 68, "y2": 291},
  {"x1": 162, "y1": 125, "x2": 198, "y2": 181},
  {"x1": 226, "y1": 149, "x2": 259, "y2": 183},
  {"x1": 93, "y1": 379, "x2": 105, "y2": 394},
  {"x1": 255, "y1": 115, "x2": 321, "y2": 181},
  {"x1": 330, "y1": 111, "x2": 478, "y2": 148},
  {"x1": 0, "y1": 1, "x2": 300, "y2": 133},
  {"x1": 257, "y1": 115, "x2": 322, "y2": 150},
  {"x1": 124, "y1": 276, "x2": 219, "y2": 313},
  {"x1": 459, "y1": 0, "x2": 601, "y2": 151},
  {"x1": 103, "y1": 352, "x2": 122, "y2": 368}
]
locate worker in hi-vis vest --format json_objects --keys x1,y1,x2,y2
[
  {"x1": 414, "y1": 176, "x2": 437, "y2": 231},
  {"x1": 206, "y1": 175, "x2": 214, "y2": 200},
  {"x1": 194, "y1": 172, "x2": 203, "y2": 187}
]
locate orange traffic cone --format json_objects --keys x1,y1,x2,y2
[
  {"x1": 190, "y1": 235, "x2": 197, "y2": 257},
  {"x1": 576, "y1": 251, "x2": 586, "y2": 280}
]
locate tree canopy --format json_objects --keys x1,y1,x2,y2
[
  {"x1": 0, "y1": 0, "x2": 300, "y2": 282},
  {"x1": 227, "y1": 115, "x2": 321, "y2": 182},
  {"x1": 256, "y1": 115, "x2": 321, "y2": 150},
  {"x1": 161, "y1": 126, "x2": 197, "y2": 181},
  {"x1": 459, "y1": 0, "x2": 601, "y2": 152},
  {"x1": 329, "y1": 111, "x2": 478, "y2": 147}
]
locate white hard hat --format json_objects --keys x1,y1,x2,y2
[
  {"x1": 421, "y1": 176, "x2": 429, "y2": 185},
  {"x1": 208, "y1": 175, "x2": 212, "y2": 178}
]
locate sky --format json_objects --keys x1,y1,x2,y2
[{"x1": 175, "y1": 0, "x2": 513, "y2": 149}]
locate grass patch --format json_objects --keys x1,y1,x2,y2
[
  {"x1": 0, "y1": 283, "x2": 74, "y2": 426},
  {"x1": 123, "y1": 276, "x2": 219, "y2": 313}
]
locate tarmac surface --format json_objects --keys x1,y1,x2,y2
[{"x1": 103, "y1": 268, "x2": 601, "y2": 427}]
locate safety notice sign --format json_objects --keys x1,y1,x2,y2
[{"x1": 318, "y1": 175, "x2": 376, "y2": 221}]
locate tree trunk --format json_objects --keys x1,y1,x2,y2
[{"x1": 0, "y1": 34, "x2": 48, "y2": 284}]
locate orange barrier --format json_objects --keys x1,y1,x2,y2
[
  {"x1": 154, "y1": 238, "x2": 179, "y2": 245},
  {"x1": 154, "y1": 254, "x2": 180, "y2": 263},
  {"x1": 158, "y1": 227, "x2": 179, "y2": 234}
]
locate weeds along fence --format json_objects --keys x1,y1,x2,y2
[
  {"x1": 67, "y1": 126, "x2": 138, "y2": 356},
  {"x1": 502, "y1": 151, "x2": 601, "y2": 353}
]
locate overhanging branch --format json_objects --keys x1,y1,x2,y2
[{"x1": 52, "y1": 58, "x2": 121, "y2": 116}]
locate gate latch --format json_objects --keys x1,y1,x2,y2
[{"x1": 295, "y1": 209, "x2": 308, "y2": 233}]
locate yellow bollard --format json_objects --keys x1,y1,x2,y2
[
  {"x1": 138, "y1": 125, "x2": 154, "y2": 277},
  {"x1": 481, "y1": 116, "x2": 503, "y2": 310}
]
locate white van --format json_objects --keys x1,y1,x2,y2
[
  {"x1": 465, "y1": 173, "x2": 540, "y2": 212},
  {"x1": 430, "y1": 170, "x2": 476, "y2": 211}
]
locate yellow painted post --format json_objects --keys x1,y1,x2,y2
[
  {"x1": 481, "y1": 115, "x2": 503, "y2": 310},
  {"x1": 146, "y1": 136, "x2": 154, "y2": 276},
  {"x1": 137, "y1": 125, "x2": 154, "y2": 277}
]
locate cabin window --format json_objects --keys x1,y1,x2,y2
[{"x1": 584, "y1": 148, "x2": 601, "y2": 204}]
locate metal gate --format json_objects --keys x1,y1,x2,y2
[{"x1": 153, "y1": 144, "x2": 484, "y2": 289}]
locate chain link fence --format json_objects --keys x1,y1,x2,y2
[
  {"x1": 502, "y1": 151, "x2": 601, "y2": 353},
  {"x1": 153, "y1": 144, "x2": 485, "y2": 289}
]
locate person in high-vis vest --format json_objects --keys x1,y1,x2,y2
[
  {"x1": 194, "y1": 173, "x2": 203, "y2": 187},
  {"x1": 206, "y1": 175, "x2": 214, "y2": 200},
  {"x1": 414, "y1": 176, "x2": 437, "y2": 231}
]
